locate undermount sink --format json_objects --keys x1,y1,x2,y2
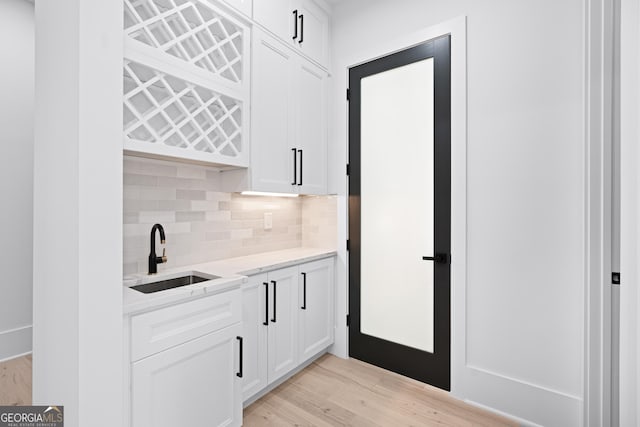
[{"x1": 131, "y1": 274, "x2": 219, "y2": 294}]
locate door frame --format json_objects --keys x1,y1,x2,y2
[
  {"x1": 334, "y1": 14, "x2": 468, "y2": 394},
  {"x1": 347, "y1": 36, "x2": 452, "y2": 390}
]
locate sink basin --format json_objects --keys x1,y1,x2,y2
[{"x1": 131, "y1": 274, "x2": 218, "y2": 294}]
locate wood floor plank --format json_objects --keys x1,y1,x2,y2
[
  {"x1": 325, "y1": 367, "x2": 476, "y2": 427},
  {"x1": 329, "y1": 386, "x2": 464, "y2": 427},
  {"x1": 319, "y1": 355, "x2": 513, "y2": 427},
  {"x1": 373, "y1": 375, "x2": 511, "y2": 427},
  {"x1": 247, "y1": 396, "x2": 335, "y2": 427},
  {"x1": 245, "y1": 354, "x2": 517, "y2": 427},
  {"x1": 267, "y1": 381, "x2": 356, "y2": 426},
  {"x1": 244, "y1": 400, "x2": 303, "y2": 427},
  {"x1": 0, "y1": 353, "x2": 516, "y2": 426},
  {"x1": 0, "y1": 355, "x2": 32, "y2": 406}
]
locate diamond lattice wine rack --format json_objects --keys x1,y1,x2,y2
[{"x1": 123, "y1": 0, "x2": 250, "y2": 167}]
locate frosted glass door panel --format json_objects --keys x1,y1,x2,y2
[{"x1": 360, "y1": 58, "x2": 434, "y2": 353}]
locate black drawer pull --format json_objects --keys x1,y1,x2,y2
[
  {"x1": 292, "y1": 10, "x2": 298, "y2": 40},
  {"x1": 271, "y1": 280, "x2": 277, "y2": 323},
  {"x1": 236, "y1": 336, "x2": 243, "y2": 378},
  {"x1": 292, "y1": 148, "x2": 297, "y2": 185},
  {"x1": 298, "y1": 149, "x2": 303, "y2": 186},
  {"x1": 263, "y1": 282, "x2": 269, "y2": 326},
  {"x1": 301, "y1": 272, "x2": 307, "y2": 310},
  {"x1": 299, "y1": 14, "x2": 304, "y2": 44}
]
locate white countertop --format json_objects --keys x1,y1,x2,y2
[{"x1": 123, "y1": 247, "x2": 337, "y2": 315}]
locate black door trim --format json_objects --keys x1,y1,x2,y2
[{"x1": 348, "y1": 35, "x2": 451, "y2": 391}]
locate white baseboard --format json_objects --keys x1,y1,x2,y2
[
  {"x1": 0, "y1": 325, "x2": 32, "y2": 363},
  {"x1": 464, "y1": 399, "x2": 542, "y2": 427}
]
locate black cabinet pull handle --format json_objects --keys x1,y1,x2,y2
[
  {"x1": 299, "y1": 14, "x2": 304, "y2": 44},
  {"x1": 263, "y1": 282, "x2": 269, "y2": 326},
  {"x1": 298, "y1": 149, "x2": 303, "y2": 186},
  {"x1": 301, "y1": 272, "x2": 307, "y2": 310},
  {"x1": 292, "y1": 148, "x2": 297, "y2": 185},
  {"x1": 422, "y1": 254, "x2": 450, "y2": 264},
  {"x1": 236, "y1": 336, "x2": 243, "y2": 378},
  {"x1": 292, "y1": 10, "x2": 298, "y2": 40},
  {"x1": 271, "y1": 280, "x2": 277, "y2": 323}
]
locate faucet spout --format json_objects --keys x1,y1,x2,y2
[{"x1": 149, "y1": 223, "x2": 167, "y2": 275}]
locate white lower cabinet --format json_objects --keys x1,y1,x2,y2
[
  {"x1": 267, "y1": 266, "x2": 300, "y2": 383},
  {"x1": 132, "y1": 324, "x2": 243, "y2": 427},
  {"x1": 126, "y1": 256, "x2": 335, "y2": 425},
  {"x1": 241, "y1": 265, "x2": 299, "y2": 401},
  {"x1": 128, "y1": 289, "x2": 243, "y2": 427},
  {"x1": 298, "y1": 258, "x2": 334, "y2": 364},
  {"x1": 240, "y1": 276, "x2": 269, "y2": 400},
  {"x1": 241, "y1": 257, "x2": 335, "y2": 402}
]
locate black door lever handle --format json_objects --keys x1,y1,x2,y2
[{"x1": 422, "y1": 254, "x2": 450, "y2": 264}]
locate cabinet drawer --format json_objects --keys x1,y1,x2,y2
[{"x1": 131, "y1": 290, "x2": 241, "y2": 361}]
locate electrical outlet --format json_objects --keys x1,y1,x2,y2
[{"x1": 264, "y1": 212, "x2": 273, "y2": 230}]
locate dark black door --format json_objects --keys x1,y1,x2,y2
[{"x1": 348, "y1": 35, "x2": 451, "y2": 390}]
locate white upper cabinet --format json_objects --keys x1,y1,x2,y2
[
  {"x1": 250, "y1": 32, "x2": 296, "y2": 193},
  {"x1": 296, "y1": 59, "x2": 328, "y2": 195},
  {"x1": 221, "y1": 0, "x2": 253, "y2": 18},
  {"x1": 254, "y1": 0, "x2": 329, "y2": 68},
  {"x1": 122, "y1": 0, "x2": 251, "y2": 167},
  {"x1": 253, "y1": 0, "x2": 292, "y2": 41},
  {"x1": 294, "y1": 0, "x2": 329, "y2": 68},
  {"x1": 244, "y1": 29, "x2": 328, "y2": 195}
]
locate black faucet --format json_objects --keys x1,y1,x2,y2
[{"x1": 148, "y1": 223, "x2": 167, "y2": 275}]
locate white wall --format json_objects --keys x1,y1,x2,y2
[
  {"x1": 33, "y1": 0, "x2": 123, "y2": 425},
  {"x1": 0, "y1": 0, "x2": 34, "y2": 362},
  {"x1": 330, "y1": 1, "x2": 587, "y2": 425},
  {"x1": 620, "y1": 0, "x2": 640, "y2": 424}
]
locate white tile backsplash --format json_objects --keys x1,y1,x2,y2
[
  {"x1": 123, "y1": 156, "x2": 337, "y2": 275},
  {"x1": 302, "y1": 195, "x2": 338, "y2": 249}
]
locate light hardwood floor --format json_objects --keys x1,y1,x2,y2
[
  {"x1": 0, "y1": 353, "x2": 515, "y2": 426},
  {"x1": 244, "y1": 354, "x2": 516, "y2": 427},
  {"x1": 0, "y1": 354, "x2": 32, "y2": 406}
]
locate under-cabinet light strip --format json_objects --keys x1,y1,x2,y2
[{"x1": 240, "y1": 191, "x2": 299, "y2": 198}]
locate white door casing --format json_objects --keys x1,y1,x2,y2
[{"x1": 619, "y1": 0, "x2": 640, "y2": 425}]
